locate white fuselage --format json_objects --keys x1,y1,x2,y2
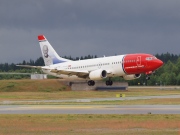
[{"x1": 42, "y1": 55, "x2": 125, "y2": 80}]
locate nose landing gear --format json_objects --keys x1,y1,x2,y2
[
  {"x1": 146, "y1": 75, "x2": 150, "y2": 80},
  {"x1": 145, "y1": 71, "x2": 154, "y2": 80}
]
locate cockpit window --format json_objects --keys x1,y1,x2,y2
[
  {"x1": 146, "y1": 57, "x2": 152, "y2": 60},
  {"x1": 146, "y1": 56, "x2": 157, "y2": 61},
  {"x1": 153, "y1": 56, "x2": 157, "y2": 59}
]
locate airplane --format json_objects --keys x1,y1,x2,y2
[{"x1": 17, "y1": 35, "x2": 163, "y2": 86}]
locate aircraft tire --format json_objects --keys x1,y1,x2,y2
[{"x1": 88, "y1": 80, "x2": 95, "y2": 86}]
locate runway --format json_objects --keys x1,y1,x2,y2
[
  {"x1": 0, "y1": 105, "x2": 179, "y2": 114},
  {"x1": 1, "y1": 95, "x2": 180, "y2": 104},
  {"x1": 1, "y1": 95, "x2": 179, "y2": 114}
]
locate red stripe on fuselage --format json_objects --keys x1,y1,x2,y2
[{"x1": 123, "y1": 54, "x2": 152, "y2": 74}]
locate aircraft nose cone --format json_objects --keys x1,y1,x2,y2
[{"x1": 156, "y1": 59, "x2": 163, "y2": 68}]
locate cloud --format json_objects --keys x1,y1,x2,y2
[{"x1": 0, "y1": 0, "x2": 180, "y2": 63}]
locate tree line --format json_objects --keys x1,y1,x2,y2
[
  {"x1": 0, "y1": 55, "x2": 97, "y2": 72},
  {"x1": 0, "y1": 53, "x2": 179, "y2": 86}
]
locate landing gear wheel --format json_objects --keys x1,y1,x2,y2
[
  {"x1": 88, "y1": 80, "x2": 95, "y2": 86},
  {"x1": 106, "y1": 81, "x2": 109, "y2": 86},
  {"x1": 110, "y1": 81, "x2": 113, "y2": 86},
  {"x1": 106, "y1": 80, "x2": 113, "y2": 86},
  {"x1": 146, "y1": 76, "x2": 150, "y2": 80}
]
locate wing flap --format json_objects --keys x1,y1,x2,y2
[{"x1": 17, "y1": 65, "x2": 90, "y2": 78}]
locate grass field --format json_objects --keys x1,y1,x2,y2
[
  {"x1": 0, "y1": 114, "x2": 179, "y2": 135},
  {"x1": 0, "y1": 79, "x2": 180, "y2": 105},
  {"x1": 0, "y1": 79, "x2": 180, "y2": 134},
  {"x1": 0, "y1": 79, "x2": 71, "y2": 92}
]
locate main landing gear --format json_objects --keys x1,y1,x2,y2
[
  {"x1": 88, "y1": 80, "x2": 95, "y2": 86},
  {"x1": 87, "y1": 78, "x2": 113, "y2": 86},
  {"x1": 106, "y1": 80, "x2": 113, "y2": 86}
]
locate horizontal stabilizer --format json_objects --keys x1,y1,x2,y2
[{"x1": 16, "y1": 65, "x2": 42, "y2": 69}]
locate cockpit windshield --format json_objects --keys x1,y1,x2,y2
[{"x1": 146, "y1": 56, "x2": 157, "y2": 61}]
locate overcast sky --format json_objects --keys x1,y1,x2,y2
[{"x1": 0, "y1": 0, "x2": 180, "y2": 63}]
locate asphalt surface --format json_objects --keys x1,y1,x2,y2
[
  {"x1": 0, "y1": 105, "x2": 180, "y2": 114},
  {"x1": 1, "y1": 95, "x2": 180, "y2": 104}
]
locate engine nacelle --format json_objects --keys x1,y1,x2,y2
[
  {"x1": 89, "y1": 69, "x2": 107, "y2": 80},
  {"x1": 123, "y1": 74, "x2": 141, "y2": 80}
]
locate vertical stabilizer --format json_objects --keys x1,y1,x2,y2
[{"x1": 38, "y1": 35, "x2": 72, "y2": 66}]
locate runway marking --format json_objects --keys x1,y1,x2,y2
[
  {"x1": 1, "y1": 105, "x2": 180, "y2": 110},
  {"x1": 0, "y1": 105, "x2": 100, "y2": 110}
]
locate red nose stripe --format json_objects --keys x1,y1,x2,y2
[
  {"x1": 123, "y1": 54, "x2": 150, "y2": 74},
  {"x1": 123, "y1": 54, "x2": 140, "y2": 74}
]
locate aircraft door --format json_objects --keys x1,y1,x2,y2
[
  {"x1": 136, "y1": 56, "x2": 141, "y2": 68},
  {"x1": 137, "y1": 55, "x2": 147, "y2": 69}
]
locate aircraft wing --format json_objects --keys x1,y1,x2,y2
[
  {"x1": 16, "y1": 65, "x2": 42, "y2": 69},
  {"x1": 49, "y1": 69, "x2": 89, "y2": 78},
  {"x1": 16, "y1": 65, "x2": 112, "y2": 79}
]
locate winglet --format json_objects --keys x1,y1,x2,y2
[{"x1": 38, "y1": 35, "x2": 46, "y2": 41}]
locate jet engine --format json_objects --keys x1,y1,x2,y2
[
  {"x1": 89, "y1": 69, "x2": 107, "y2": 80},
  {"x1": 123, "y1": 74, "x2": 141, "y2": 80}
]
